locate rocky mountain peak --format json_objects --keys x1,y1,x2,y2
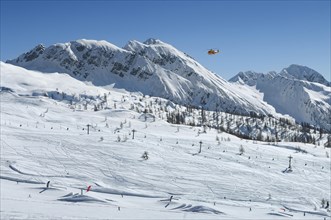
[
  {"x1": 143, "y1": 38, "x2": 164, "y2": 45},
  {"x1": 17, "y1": 44, "x2": 45, "y2": 62},
  {"x1": 280, "y1": 64, "x2": 330, "y2": 86}
]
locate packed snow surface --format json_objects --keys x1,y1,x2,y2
[{"x1": 1, "y1": 62, "x2": 330, "y2": 219}]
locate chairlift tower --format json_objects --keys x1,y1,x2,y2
[{"x1": 288, "y1": 155, "x2": 293, "y2": 170}]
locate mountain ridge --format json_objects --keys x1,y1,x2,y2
[
  {"x1": 230, "y1": 64, "x2": 330, "y2": 86},
  {"x1": 6, "y1": 39, "x2": 331, "y2": 130},
  {"x1": 6, "y1": 38, "x2": 279, "y2": 117},
  {"x1": 230, "y1": 67, "x2": 331, "y2": 130}
]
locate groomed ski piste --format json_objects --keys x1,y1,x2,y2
[{"x1": 1, "y1": 62, "x2": 330, "y2": 219}]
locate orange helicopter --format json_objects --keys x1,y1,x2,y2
[{"x1": 207, "y1": 49, "x2": 220, "y2": 55}]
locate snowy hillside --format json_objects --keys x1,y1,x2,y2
[
  {"x1": 6, "y1": 38, "x2": 282, "y2": 118},
  {"x1": 230, "y1": 66, "x2": 331, "y2": 131},
  {"x1": 1, "y1": 62, "x2": 331, "y2": 219}
]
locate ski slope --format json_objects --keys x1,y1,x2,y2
[{"x1": 1, "y1": 63, "x2": 330, "y2": 219}]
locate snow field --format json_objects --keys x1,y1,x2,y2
[
  {"x1": 1, "y1": 91, "x2": 330, "y2": 219},
  {"x1": 1, "y1": 62, "x2": 330, "y2": 219}
]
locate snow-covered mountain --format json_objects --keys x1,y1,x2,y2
[
  {"x1": 280, "y1": 64, "x2": 330, "y2": 87},
  {"x1": 229, "y1": 67, "x2": 331, "y2": 131},
  {"x1": 6, "y1": 39, "x2": 278, "y2": 117},
  {"x1": 6, "y1": 39, "x2": 331, "y2": 131}
]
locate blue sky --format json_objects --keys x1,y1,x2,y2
[{"x1": 1, "y1": 0, "x2": 330, "y2": 80}]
